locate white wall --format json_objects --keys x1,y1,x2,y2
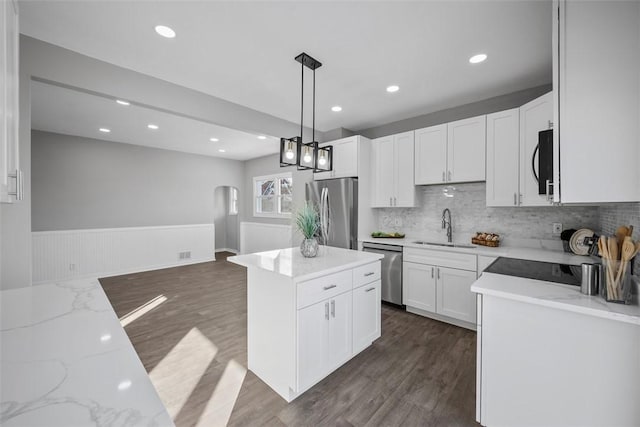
[{"x1": 240, "y1": 222, "x2": 292, "y2": 254}]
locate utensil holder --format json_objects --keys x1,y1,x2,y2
[{"x1": 602, "y1": 259, "x2": 632, "y2": 304}]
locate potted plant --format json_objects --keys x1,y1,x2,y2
[{"x1": 295, "y1": 202, "x2": 320, "y2": 258}]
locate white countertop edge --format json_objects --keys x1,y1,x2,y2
[
  {"x1": 472, "y1": 273, "x2": 640, "y2": 326},
  {"x1": 292, "y1": 255, "x2": 384, "y2": 283}
]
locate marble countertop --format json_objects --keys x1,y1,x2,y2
[
  {"x1": 0, "y1": 279, "x2": 173, "y2": 427},
  {"x1": 471, "y1": 272, "x2": 640, "y2": 326},
  {"x1": 359, "y1": 236, "x2": 592, "y2": 265},
  {"x1": 228, "y1": 246, "x2": 384, "y2": 282}
]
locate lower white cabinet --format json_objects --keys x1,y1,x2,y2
[
  {"x1": 353, "y1": 280, "x2": 381, "y2": 355},
  {"x1": 403, "y1": 248, "x2": 477, "y2": 328},
  {"x1": 436, "y1": 267, "x2": 477, "y2": 324},
  {"x1": 298, "y1": 290, "x2": 352, "y2": 392},
  {"x1": 403, "y1": 262, "x2": 436, "y2": 312}
]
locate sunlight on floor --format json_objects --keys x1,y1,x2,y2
[
  {"x1": 195, "y1": 359, "x2": 247, "y2": 427},
  {"x1": 149, "y1": 327, "x2": 218, "y2": 419},
  {"x1": 119, "y1": 294, "x2": 168, "y2": 327}
]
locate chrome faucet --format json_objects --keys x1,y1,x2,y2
[{"x1": 442, "y1": 208, "x2": 452, "y2": 243}]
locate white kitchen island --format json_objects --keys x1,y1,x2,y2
[
  {"x1": 472, "y1": 272, "x2": 640, "y2": 427},
  {"x1": 228, "y1": 246, "x2": 383, "y2": 402}
]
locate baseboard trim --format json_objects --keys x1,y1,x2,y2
[
  {"x1": 406, "y1": 306, "x2": 477, "y2": 331},
  {"x1": 216, "y1": 248, "x2": 238, "y2": 254}
]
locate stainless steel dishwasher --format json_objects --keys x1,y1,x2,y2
[{"x1": 362, "y1": 242, "x2": 403, "y2": 305}]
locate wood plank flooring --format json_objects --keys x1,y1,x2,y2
[{"x1": 100, "y1": 252, "x2": 478, "y2": 427}]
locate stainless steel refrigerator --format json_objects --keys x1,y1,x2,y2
[{"x1": 306, "y1": 178, "x2": 358, "y2": 250}]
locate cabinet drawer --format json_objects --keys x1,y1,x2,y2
[
  {"x1": 353, "y1": 262, "x2": 381, "y2": 288},
  {"x1": 404, "y1": 247, "x2": 477, "y2": 271},
  {"x1": 297, "y1": 270, "x2": 352, "y2": 309}
]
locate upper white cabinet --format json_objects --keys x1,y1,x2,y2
[
  {"x1": 553, "y1": 0, "x2": 640, "y2": 203},
  {"x1": 371, "y1": 131, "x2": 415, "y2": 207},
  {"x1": 486, "y1": 93, "x2": 554, "y2": 207},
  {"x1": 313, "y1": 136, "x2": 360, "y2": 180},
  {"x1": 447, "y1": 116, "x2": 486, "y2": 183},
  {"x1": 0, "y1": 0, "x2": 20, "y2": 203},
  {"x1": 486, "y1": 108, "x2": 520, "y2": 207},
  {"x1": 415, "y1": 115, "x2": 486, "y2": 185},
  {"x1": 414, "y1": 124, "x2": 447, "y2": 185}
]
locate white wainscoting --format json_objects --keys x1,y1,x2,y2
[
  {"x1": 240, "y1": 222, "x2": 292, "y2": 254},
  {"x1": 32, "y1": 224, "x2": 215, "y2": 285}
]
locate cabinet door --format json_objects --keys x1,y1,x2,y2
[
  {"x1": 0, "y1": 0, "x2": 19, "y2": 203},
  {"x1": 297, "y1": 299, "x2": 330, "y2": 391},
  {"x1": 414, "y1": 124, "x2": 447, "y2": 185},
  {"x1": 519, "y1": 92, "x2": 553, "y2": 206},
  {"x1": 402, "y1": 262, "x2": 436, "y2": 312},
  {"x1": 486, "y1": 109, "x2": 520, "y2": 207},
  {"x1": 436, "y1": 267, "x2": 477, "y2": 323},
  {"x1": 315, "y1": 137, "x2": 359, "y2": 180},
  {"x1": 371, "y1": 136, "x2": 395, "y2": 207},
  {"x1": 556, "y1": 0, "x2": 640, "y2": 203},
  {"x1": 393, "y1": 131, "x2": 415, "y2": 207},
  {"x1": 447, "y1": 115, "x2": 486, "y2": 183},
  {"x1": 353, "y1": 281, "x2": 381, "y2": 355},
  {"x1": 328, "y1": 291, "x2": 352, "y2": 369}
]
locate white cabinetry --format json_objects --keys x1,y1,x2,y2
[
  {"x1": 415, "y1": 115, "x2": 486, "y2": 185},
  {"x1": 371, "y1": 131, "x2": 415, "y2": 207},
  {"x1": 486, "y1": 109, "x2": 520, "y2": 207},
  {"x1": 298, "y1": 290, "x2": 352, "y2": 391},
  {"x1": 352, "y1": 279, "x2": 381, "y2": 355},
  {"x1": 313, "y1": 136, "x2": 359, "y2": 180},
  {"x1": 486, "y1": 93, "x2": 554, "y2": 207},
  {"x1": 403, "y1": 247, "x2": 477, "y2": 329},
  {"x1": 240, "y1": 255, "x2": 382, "y2": 403},
  {"x1": 553, "y1": 0, "x2": 640, "y2": 203},
  {"x1": 414, "y1": 124, "x2": 447, "y2": 185},
  {"x1": 0, "y1": 0, "x2": 20, "y2": 203}
]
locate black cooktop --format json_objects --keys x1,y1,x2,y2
[{"x1": 484, "y1": 257, "x2": 582, "y2": 286}]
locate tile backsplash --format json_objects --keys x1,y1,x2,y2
[{"x1": 377, "y1": 183, "x2": 600, "y2": 248}]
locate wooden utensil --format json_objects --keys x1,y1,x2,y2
[
  {"x1": 615, "y1": 227, "x2": 628, "y2": 256},
  {"x1": 614, "y1": 237, "x2": 635, "y2": 295},
  {"x1": 599, "y1": 237, "x2": 615, "y2": 298}
]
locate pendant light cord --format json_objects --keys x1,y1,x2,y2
[
  {"x1": 312, "y1": 68, "x2": 316, "y2": 143},
  {"x1": 300, "y1": 60, "x2": 304, "y2": 142}
]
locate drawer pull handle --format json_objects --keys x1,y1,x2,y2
[
  {"x1": 365, "y1": 287, "x2": 375, "y2": 292},
  {"x1": 331, "y1": 300, "x2": 335, "y2": 317},
  {"x1": 325, "y1": 302, "x2": 329, "y2": 320},
  {"x1": 323, "y1": 284, "x2": 337, "y2": 290},
  {"x1": 364, "y1": 272, "x2": 375, "y2": 277}
]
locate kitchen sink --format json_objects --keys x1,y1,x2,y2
[{"x1": 412, "y1": 241, "x2": 476, "y2": 249}]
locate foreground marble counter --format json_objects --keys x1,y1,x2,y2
[{"x1": 0, "y1": 279, "x2": 173, "y2": 426}]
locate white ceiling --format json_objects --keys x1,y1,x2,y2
[
  {"x1": 31, "y1": 81, "x2": 280, "y2": 160},
  {"x1": 20, "y1": 1, "x2": 552, "y2": 133}
]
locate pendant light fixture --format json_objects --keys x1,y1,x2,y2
[{"x1": 280, "y1": 52, "x2": 333, "y2": 172}]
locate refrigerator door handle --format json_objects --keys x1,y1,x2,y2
[{"x1": 320, "y1": 187, "x2": 330, "y2": 245}]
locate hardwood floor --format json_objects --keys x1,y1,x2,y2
[{"x1": 100, "y1": 252, "x2": 478, "y2": 427}]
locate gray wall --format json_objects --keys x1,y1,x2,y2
[
  {"x1": 242, "y1": 153, "x2": 313, "y2": 226},
  {"x1": 32, "y1": 131, "x2": 244, "y2": 231},
  {"x1": 213, "y1": 186, "x2": 239, "y2": 251},
  {"x1": 378, "y1": 183, "x2": 600, "y2": 247},
  {"x1": 357, "y1": 84, "x2": 552, "y2": 139}
]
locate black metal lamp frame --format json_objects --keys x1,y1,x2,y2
[
  {"x1": 279, "y1": 136, "x2": 301, "y2": 167},
  {"x1": 279, "y1": 52, "x2": 333, "y2": 172}
]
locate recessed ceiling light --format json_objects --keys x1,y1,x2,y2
[
  {"x1": 209, "y1": 137, "x2": 219, "y2": 142},
  {"x1": 218, "y1": 149, "x2": 226, "y2": 153},
  {"x1": 99, "y1": 128, "x2": 111, "y2": 133},
  {"x1": 386, "y1": 85, "x2": 400, "y2": 93},
  {"x1": 147, "y1": 124, "x2": 159, "y2": 130},
  {"x1": 331, "y1": 106, "x2": 342, "y2": 112},
  {"x1": 116, "y1": 99, "x2": 130, "y2": 106},
  {"x1": 155, "y1": 25, "x2": 176, "y2": 39},
  {"x1": 469, "y1": 53, "x2": 488, "y2": 64},
  {"x1": 257, "y1": 135, "x2": 267, "y2": 140}
]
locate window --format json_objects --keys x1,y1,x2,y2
[
  {"x1": 253, "y1": 173, "x2": 293, "y2": 218},
  {"x1": 229, "y1": 187, "x2": 238, "y2": 215}
]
